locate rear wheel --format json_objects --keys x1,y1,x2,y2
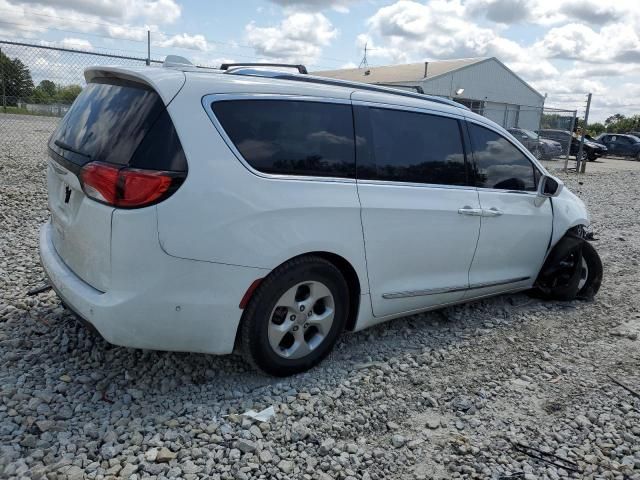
[{"x1": 240, "y1": 256, "x2": 349, "y2": 376}]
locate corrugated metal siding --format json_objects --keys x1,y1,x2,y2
[
  {"x1": 517, "y1": 109, "x2": 542, "y2": 131},
  {"x1": 483, "y1": 101, "x2": 507, "y2": 125},
  {"x1": 420, "y1": 59, "x2": 543, "y2": 107}
]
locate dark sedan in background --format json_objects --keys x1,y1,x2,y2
[
  {"x1": 595, "y1": 134, "x2": 640, "y2": 160},
  {"x1": 508, "y1": 128, "x2": 563, "y2": 159},
  {"x1": 538, "y1": 129, "x2": 607, "y2": 161}
]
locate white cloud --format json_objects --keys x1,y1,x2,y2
[
  {"x1": 13, "y1": 0, "x2": 181, "y2": 23},
  {"x1": 245, "y1": 12, "x2": 337, "y2": 64},
  {"x1": 156, "y1": 33, "x2": 209, "y2": 51},
  {"x1": 0, "y1": 0, "x2": 181, "y2": 43},
  {"x1": 267, "y1": 0, "x2": 358, "y2": 13},
  {"x1": 466, "y1": 0, "x2": 638, "y2": 26},
  {"x1": 59, "y1": 37, "x2": 93, "y2": 50}
]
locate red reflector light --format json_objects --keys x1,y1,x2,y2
[
  {"x1": 239, "y1": 278, "x2": 263, "y2": 309},
  {"x1": 80, "y1": 161, "x2": 181, "y2": 208}
]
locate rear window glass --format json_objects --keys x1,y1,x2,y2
[
  {"x1": 211, "y1": 100, "x2": 355, "y2": 178},
  {"x1": 49, "y1": 79, "x2": 187, "y2": 172}
]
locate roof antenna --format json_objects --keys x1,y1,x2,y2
[{"x1": 359, "y1": 43, "x2": 369, "y2": 69}]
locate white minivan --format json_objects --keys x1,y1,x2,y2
[{"x1": 40, "y1": 61, "x2": 602, "y2": 376}]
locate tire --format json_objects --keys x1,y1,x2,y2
[
  {"x1": 576, "y1": 241, "x2": 603, "y2": 300},
  {"x1": 534, "y1": 239, "x2": 602, "y2": 301},
  {"x1": 239, "y1": 256, "x2": 349, "y2": 376}
]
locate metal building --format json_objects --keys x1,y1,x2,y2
[{"x1": 314, "y1": 57, "x2": 544, "y2": 130}]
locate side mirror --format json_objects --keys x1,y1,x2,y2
[{"x1": 537, "y1": 174, "x2": 564, "y2": 198}]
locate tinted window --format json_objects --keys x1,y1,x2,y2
[
  {"x1": 212, "y1": 100, "x2": 355, "y2": 178},
  {"x1": 469, "y1": 123, "x2": 537, "y2": 191},
  {"x1": 355, "y1": 107, "x2": 467, "y2": 186},
  {"x1": 50, "y1": 79, "x2": 187, "y2": 172}
]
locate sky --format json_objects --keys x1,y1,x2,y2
[{"x1": 1, "y1": 0, "x2": 639, "y2": 122}]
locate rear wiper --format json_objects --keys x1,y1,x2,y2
[{"x1": 54, "y1": 140, "x2": 91, "y2": 159}]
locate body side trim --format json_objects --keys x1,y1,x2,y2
[{"x1": 382, "y1": 276, "x2": 530, "y2": 299}]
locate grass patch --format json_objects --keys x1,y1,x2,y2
[{"x1": 0, "y1": 106, "x2": 62, "y2": 117}]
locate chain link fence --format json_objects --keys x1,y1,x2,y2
[{"x1": 0, "y1": 40, "x2": 220, "y2": 163}]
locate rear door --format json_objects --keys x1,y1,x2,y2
[
  {"x1": 465, "y1": 121, "x2": 552, "y2": 297},
  {"x1": 47, "y1": 78, "x2": 185, "y2": 291},
  {"x1": 354, "y1": 103, "x2": 481, "y2": 317}
]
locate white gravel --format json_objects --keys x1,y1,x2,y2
[{"x1": 1, "y1": 117, "x2": 639, "y2": 479}]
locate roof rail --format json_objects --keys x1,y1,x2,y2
[
  {"x1": 221, "y1": 63, "x2": 308, "y2": 74},
  {"x1": 375, "y1": 83, "x2": 425, "y2": 94},
  {"x1": 271, "y1": 73, "x2": 467, "y2": 110}
]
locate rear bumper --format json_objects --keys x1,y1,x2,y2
[{"x1": 39, "y1": 221, "x2": 267, "y2": 354}]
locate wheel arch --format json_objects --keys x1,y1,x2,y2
[
  {"x1": 306, "y1": 251, "x2": 361, "y2": 331},
  {"x1": 244, "y1": 251, "x2": 362, "y2": 331}
]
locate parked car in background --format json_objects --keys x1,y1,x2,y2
[
  {"x1": 595, "y1": 133, "x2": 640, "y2": 160},
  {"x1": 628, "y1": 131, "x2": 640, "y2": 138},
  {"x1": 39, "y1": 62, "x2": 603, "y2": 376},
  {"x1": 538, "y1": 129, "x2": 607, "y2": 161},
  {"x1": 508, "y1": 128, "x2": 563, "y2": 160}
]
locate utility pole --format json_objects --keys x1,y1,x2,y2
[
  {"x1": 146, "y1": 30, "x2": 151, "y2": 66},
  {"x1": 575, "y1": 93, "x2": 592, "y2": 174},
  {"x1": 563, "y1": 110, "x2": 577, "y2": 173},
  {"x1": 358, "y1": 43, "x2": 369, "y2": 69},
  {"x1": 0, "y1": 47, "x2": 6, "y2": 113}
]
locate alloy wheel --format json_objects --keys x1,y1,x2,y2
[{"x1": 267, "y1": 281, "x2": 335, "y2": 359}]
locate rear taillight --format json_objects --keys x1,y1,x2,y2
[{"x1": 80, "y1": 161, "x2": 183, "y2": 208}]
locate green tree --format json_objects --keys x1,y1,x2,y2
[
  {"x1": 39, "y1": 79, "x2": 57, "y2": 97},
  {"x1": 55, "y1": 84, "x2": 82, "y2": 104},
  {"x1": 588, "y1": 122, "x2": 606, "y2": 135},
  {"x1": 0, "y1": 50, "x2": 34, "y2": 106}
]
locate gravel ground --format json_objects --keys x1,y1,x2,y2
[{"x1": 1, "y1": 119, "x2": 639, "y2": 479}]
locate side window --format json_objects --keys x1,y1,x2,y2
[
  {"x1": 355, "y1": 106, "x2": 467, "y2": 186},
  {"x1": 468, "y1": 123, "x2": 537, "y2": 192},
  {"x1": 211, "y1": 100, "x2": 355, "y2": 178}
]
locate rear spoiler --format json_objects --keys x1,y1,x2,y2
[{"x1": 84, "y1": 66, "x2": 186, "y2": 106}]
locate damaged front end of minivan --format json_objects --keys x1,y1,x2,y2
[{"x1": 535, "y1": 226, "x2": 603, "y2": 301}]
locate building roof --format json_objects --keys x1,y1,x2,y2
[{"x1": 313, "y1": 57, "x2": 489, "y2": 84}]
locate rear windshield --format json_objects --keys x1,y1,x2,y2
[{"x1": 49, "y1": 78, "x2": 187, "y2": 172}]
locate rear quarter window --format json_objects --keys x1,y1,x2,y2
[{"x1": 211, "y1": 99, "x2": 355, "y2": 178}]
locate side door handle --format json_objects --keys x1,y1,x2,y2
[
  {"x1": 482, "y1": 207, "x2": 503, "y2": 217},
  {"x1": 458, "y1": 206, "x2": 483, "y2": 216}
]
